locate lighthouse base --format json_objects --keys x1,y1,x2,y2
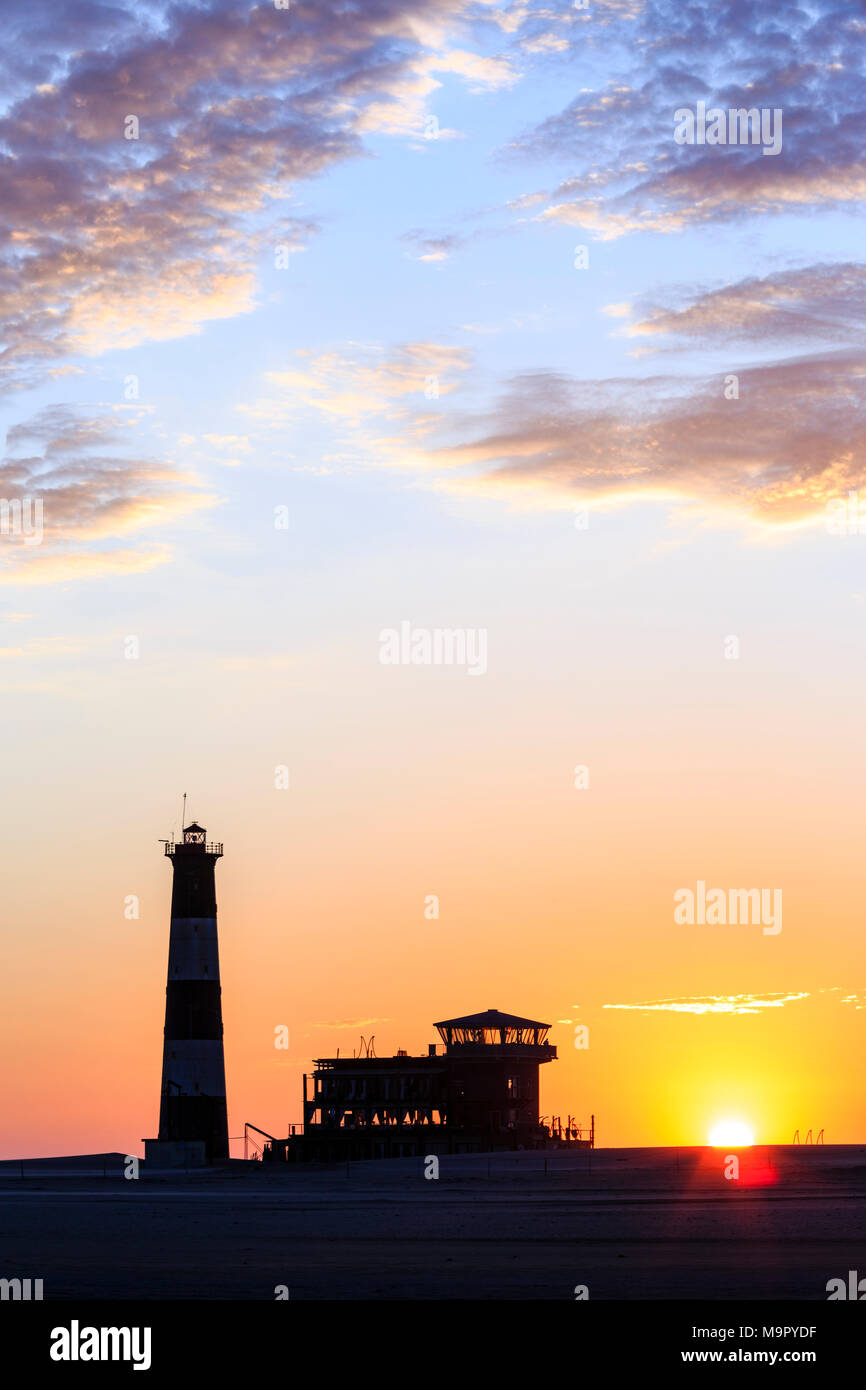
[{"x1": 143, "y1": 1139, "x2": 208, "y2": 1169}]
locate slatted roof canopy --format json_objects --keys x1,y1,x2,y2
[{"x1": 434, "y1": 1008, "x2": 552, "y2": 1048}]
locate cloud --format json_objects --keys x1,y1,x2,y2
[
  {"x1": 0, "y1": 632, "x2": 98, "y2": 659},
  {"x1": 401, "y1": 230, "x2": 465, "y2": 262},
  {"x1": 521, "y1": 33, "x2": 570, "y2": 55},
  {"x1": 239, "y1": 280, "x2": 866, "y2": 528},
  {"x1": 626, "y1": 263, "x2": 866, "y2": 349},
  {"x1": 603, "y1": 301, "x2": 634, "y2": 319},
  {"x1": 0, "y1": 3, "x2": 533, "y2": 576},
  {"x1": 0, "y1": 0, "x2": 506, "y2": 388},
  {"x1": 201, "y1": 434, "x2": 253, "y2": 467},
  {"x1": 0, "y1": 546, "x2": 172, "y2": 587},
  {"x1": 419, "y1": 348, "x2": 866, "y2": 527},
  {"x1": 0, "y1": 404, "x2": 217, "y2": 585},
  {"x1": 353, "y1": 43, "x2": 518, "y2": 137},
  {"x1": 202, "y1": 435, "x2": 252, "y2": 453},
  {"x1": 431, "y1": 48, "x2": 518, "y2": 92},
  {"x1": 242, "y1": 341, "x2": 471, "y2": 430},
  {"x1": 504, "y1": 0, "x2": 866, "y2": 237},
  {"x1": 604, "y1": 992, "x2": 810, "y2": 1015},
  {"x1": 357, "y1": 260, "x2": 866, "y2": 527}
]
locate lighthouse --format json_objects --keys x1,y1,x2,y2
[{"x1": 145, "y1": 821, "x2": 229, "y2": 1164}]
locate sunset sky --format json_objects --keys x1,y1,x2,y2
[{"x1": 1, "y1": 0, "x2": 864, "y2": 1158}]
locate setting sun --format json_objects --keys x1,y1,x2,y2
[{"x1": 708, "y1": 1120, "x2": 754, "y2": 1147}]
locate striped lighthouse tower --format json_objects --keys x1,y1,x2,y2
[{"x1": 155, "y1": 821, "x2": 229, "y2": 1162}]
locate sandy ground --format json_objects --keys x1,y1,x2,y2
[{"x1": 0, "y1": 1145, "x2": 863, "y2": 1299}]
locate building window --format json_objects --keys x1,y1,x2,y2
[{"x1": 506, "y1": 1075, "x2": 520, "y2": 1099}]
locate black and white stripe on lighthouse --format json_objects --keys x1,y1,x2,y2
[{"x1": 156, "y1": 822, "x2": 229, "y2": 1161}]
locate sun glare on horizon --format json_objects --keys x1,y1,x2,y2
[{"x1": 708, "y1": 1120, "x2": 754, "y2": 1147}]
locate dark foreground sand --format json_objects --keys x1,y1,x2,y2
[{"x1": 1, "y1": 1145, "x2": 863, "y2": 1299}]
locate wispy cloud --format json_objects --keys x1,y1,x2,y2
[
  {"x1": 236, "y1": 299, "x2": 866, "y2": 526},
  {"x1": 401, "y1": 230, "x2": 465, "y2": 262},
  {"x1": 0, "y1": 404, "x2": 217, "y2": 584},
  {"x1": 626, "y1": 264, "x2": 866, "y2": 349},
  {"x1": 448, "y1": 350, "x2": 866, "y2": 523},
  {"x1": 241, "y1": 342, "x2": 471, "y2": 432},
  {"x1": 604, "y1": 992, "x2": 810, "y2": 1015}
]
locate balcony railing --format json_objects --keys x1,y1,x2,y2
[
  {"x1": 446, "y1": 1041, "x2": 557, "y2": 1059},
  {"x1": 164, "y1": 841, "x2": 223, "y2": 856}
]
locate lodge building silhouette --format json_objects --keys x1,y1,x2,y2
[{"x1": 268, "y1": 1008, "x2": 569, "y2": 1163}]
